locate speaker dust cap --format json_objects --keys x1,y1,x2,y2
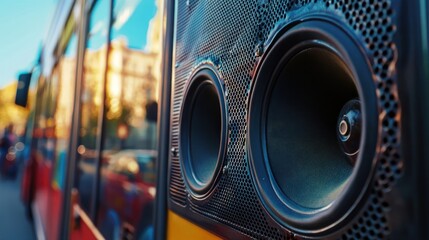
[
  {"x1": 180, "y1": 66, "x2": 227, "y2": 199},
  {"x1": 248, "y1": 20, "x2": 378, "y2": 237}
]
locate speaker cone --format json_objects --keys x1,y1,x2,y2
[
  {"x1": 248, "y1": 20, "x2": 378, "y2": 236},
  {"x1": 266, "y1": 47, "x2": 358, "y2": 209},
  {"x1": 180, "y1": 67, "x2": 227, "y2": 198}
]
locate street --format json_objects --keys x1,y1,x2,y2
[{"x1": 0, "y1": 171, "x2": 36, "y2": 240}]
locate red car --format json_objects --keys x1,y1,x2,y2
[{"x1": 97, "y1": 150, "x2": 156, "y2": 240}]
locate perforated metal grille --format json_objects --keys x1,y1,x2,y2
[
  {"x1": 169, "y1": 0, "x2": 401, "y2": 239},
  {"x1": 320, "y1": 1, "x2": 401, "y2": 239}
]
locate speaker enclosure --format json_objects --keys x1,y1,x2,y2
[{"x1": 168, "y1": 0, "x2": 428, "y2": 239}]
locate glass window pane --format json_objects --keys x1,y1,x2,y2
[
  {"x1": 75, "y1": 0, "x2": 110, "y2": 216},
  {"x1": 97, "y1": 0, "x2": 163, "y2": 239},
  {"x1": 49, "y1": 31, "x2": 78, "y2": 240},
  {"x1": 52, "y1": 33, "x2": 78, "y2": 191}
]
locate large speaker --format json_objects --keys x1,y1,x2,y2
[{"x1": 168, "y1": 0, "x2": 429, "y2": 239}]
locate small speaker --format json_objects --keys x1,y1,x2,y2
[{"x1": 179, "y1": 66, "x2": 227, "y2": 199}]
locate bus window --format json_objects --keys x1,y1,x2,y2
[
  {"x1": 75, "y1": 0, "x2": 109, "y2": 217},
  {"x1": 52, "y1": 33, "x2": 78, "y2": 191},
  {"x1": 42, "y1": 71, "x2": 57, "y2": 164},
  {"x1": 97, "y1": 0, "x2": 163, "y2": 239},
  {"x1": 34, "y1": 76, "x2": 47, "y2": 160},
  {"x1": 49, "y1": 32, "x2": 78, "y2": 240}
]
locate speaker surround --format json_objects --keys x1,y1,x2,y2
[
  {"x1": 248, "y1": 19, "x2": 379, "y2": 236},
  {"x1": 179, "y1": 66, "x2": 227, "y2": 199}
]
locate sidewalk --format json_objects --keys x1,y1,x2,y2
[{"x1": 0, "y1": 170, "x2": 36, "y2": 240}]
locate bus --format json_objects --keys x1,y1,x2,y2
[
  {"x1": 18, "y1": 0, "x2": 170, "y2": 239},
  {"x1": 16, "y1": 0, "x2": 429, "y2": 239}
]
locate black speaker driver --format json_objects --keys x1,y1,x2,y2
[
  {"x1": 180, "y1": 66, "x2": 228, "y2": 199},
  {"x1": 248, "y1": 19, "x2": 379, "y2": 237}
]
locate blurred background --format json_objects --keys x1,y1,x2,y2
[
  {"x1": 0, "y1": 0, "x2": 55, "y2": 239},
  {"x1": 0, "y1": 1, "x2": 54, "y2": 131}
]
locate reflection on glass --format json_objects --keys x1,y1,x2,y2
[
  {"x1": 75, "y1": 0, "x2": 110, "y2": 216},
  {"x1": 52, "y1": 33, "x2": 78, "y2": 191},
  {"x1": 97, "y1": 0, "x2": 163, "y2": 239},
  {"x1": 39, "y1": 63, "x2": 59, "y2": 164},
  {"x1": 49, "y1": 31, "x2": 78, "y2": 240}
]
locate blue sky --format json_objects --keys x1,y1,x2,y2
[
  {"x1": 112, "y1": 0, "x2": 156, "y2": 50},
  {"x1": 0, "y1": 0, "x2": 55, "y2": 88},
  {"x1": 0, "y1": 0, "x2": 157, "y2": 88},
  {"x1": 88, "y1": 0, "x2": 156, "y2": 51}
]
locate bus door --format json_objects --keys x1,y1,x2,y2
[
  {"x1": 70, "y1": 0, "x2": 164, "y2": 239},
  {"x1": 46, "y1": 19, "x2": 79, "y2": 240},
  {"x1": 95, "y1": 0, "x2": 163, "y2": 238},
  {"x1": 69, "y1": 0, "x2": 109, "y2": 239}
]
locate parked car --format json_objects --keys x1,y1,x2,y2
[{"x1": 98, "y1": 149, "x2": 157, "y2": 240}]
